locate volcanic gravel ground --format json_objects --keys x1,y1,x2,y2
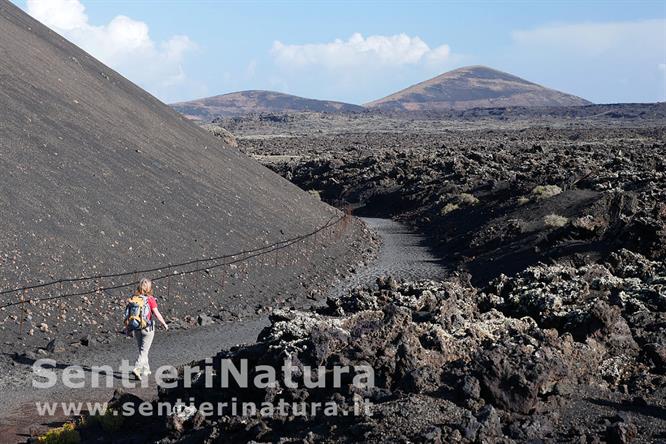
[{"x1": 0, "y1": 215, "x2": 376, "y2": 351}]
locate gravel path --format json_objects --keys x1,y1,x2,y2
[
  {"x1": 330, "y1": 217, "x2": 449, "y2": 297},
  {"x1": 0, "y1": 319, "x2": 268, "y2": 440},
  {"x1": 0, "y1": 218, "x2": 447, "y2": 441}
]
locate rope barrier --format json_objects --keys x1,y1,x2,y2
[
  {"x1": 0, "y1": 215, "x2": 343, "y2": 298},
  {"x1": 0, "y1": 214, "x2": 347, "y2": 310}
]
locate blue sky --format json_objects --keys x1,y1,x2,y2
[{"x1": 17, "y1": 0, "x2": 666, "y2": 104}]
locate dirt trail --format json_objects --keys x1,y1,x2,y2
[
  {"x1": 0, "y1": 217, "x2": 446, "y2": 442},
  {"x1": 330, "y1": 217, "x2": 449, "y2": 297},
  {"x1": 0, "y1": 319, "x2": 266, "y2": 441}
]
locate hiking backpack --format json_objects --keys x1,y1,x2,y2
[{"x1": 124, "y1": 294, "x2": 151, "y2": 331}]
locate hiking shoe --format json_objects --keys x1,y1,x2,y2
[{"x1": 132, "y1": 368, "x2": 142, "y2": 381}]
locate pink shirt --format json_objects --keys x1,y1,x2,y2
[{"x1": 146, "y1": 296, "x2": 157, "y2": 320}]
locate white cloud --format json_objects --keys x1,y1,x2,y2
[
  {"x1": 426, "y1": 44, "x2": 452, "y2": 64},
  {"x1": 512, "y1": 19, "x2": 665, "y2": 57},
  {"x1": 27, "y1": 0, "x2": 87, "y2": 30},
  {"x1": 26, "y1": 0, "x2": 197, "y2": 99},
  {"x1": 267, "y1": 33, "x2": 460, "y2": 104},
  {"x1": 271, "y1": 33, "x2": 451, "y2": 69}
]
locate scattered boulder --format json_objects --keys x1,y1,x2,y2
[
  {"x1": 201, "y1": 124, "x2": 238, "y2": 147},
  {"x1": 196, "y1": 313, "x2": 215, "y2": 326},
  {"x1": 46, "y1": 338, "x2": 66, "y2": 354},
  {"x1": 606, "y1": 421, "x2": 637, "y2": 444}
]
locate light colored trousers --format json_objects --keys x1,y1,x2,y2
[{"x1": 133, "y1": 326, "x2": 155, "y2": 374}]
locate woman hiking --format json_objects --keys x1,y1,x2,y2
[{"x1": 124, "y1": 278, "x2": 168, "y2": 380}]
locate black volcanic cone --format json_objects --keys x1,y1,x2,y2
[{"x1": 0, "y1": 0, "x2": 351, "y2": 297}]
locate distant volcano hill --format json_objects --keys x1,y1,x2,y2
[
  {"x1": 0, "y1": 0, "x2": 352, "y2": 294},
  {"x1": 171, "y1": 90, "x2": 364, "y2": 120},
  {"x1": 173, "y1": 66, "x2": 590, "y2": 120},
  {"x1": 365, "y1": 65, "x2": 591, "y2": 111}
]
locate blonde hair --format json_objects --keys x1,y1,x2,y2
[{"x1": 135, "y1": 278, "x2": 153, "y2": 296}]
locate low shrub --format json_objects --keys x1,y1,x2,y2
[
  {"x1": 36, "y1": 423, "x2": 80, "y2": 444},
  {"x1": 531, "y1": 185, "x2": 562, "y2": 200},
  {"x1": 457, "y1": 192, "x2": 480, "y2": 205},
  {"x1": 440, "y1": 203, "x2": 459, "y2": 215},
  {"x1": 87, "y1": 409, "x2": 124, "y2": 433},
  {"x1": 544, "y1": 214, "x2": 569, "y2": 228}
]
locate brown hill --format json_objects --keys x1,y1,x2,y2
[
  {"x1": 172, "y1": 90, "x2": 364, "y2": 120},
  {"x1": 365, "y1": 65, "x2": 591, "y2": 111}
]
